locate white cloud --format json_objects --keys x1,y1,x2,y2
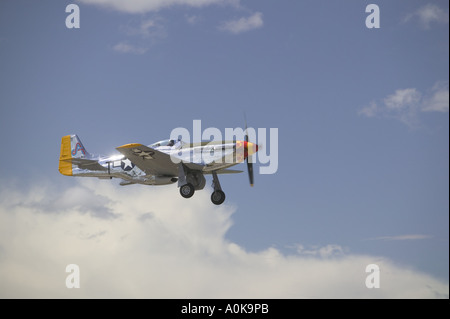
[
  {"x1": 185, "y1": 14, "x2": 200, "y2": 25},
  {"x1": 367, "y1": 235, "x2": 432, "y2": 241},
  {"x1": 358, "y1": 101, "x2": 379, "y2": 118},
  {"x1": 384, "y1": 88, "x2": 421, "y2": 126},
  {"x1": 114, "y1": 18, "x2": 167, "y2": 54},
  {"x1": 219, "y1": 12, "x2": 263, "y2": 34},
  {"x1": 296, "y1": 244, "x2": 346, "y2": 258},
  {"x1": 403, "y1": 4, "x2": 449, "y2": 29},
  {"x1": 384, "y1": 88, "x2": 421, "y2": 110},
  {"x1": 359, "y1": 82, "x2": 449, "y2": 127},
  {"x1": 121, "y1": 18, "x2": 167, "y2": 39},
  {"x1": 113, "y1": 42, "x2": 148, "y2": 54},
  {"x1": 359, "y1": 88, "x2": 421, "y2": 127},
  {"x1": 0, "y1": 179, "x2": 448, "y2": 298},
  {"x1": 78, "y1": 0, "x2": 240, "y2": 14},
  {"x1": 422, "y1": 81, "x2": 450, "y2": 113}
]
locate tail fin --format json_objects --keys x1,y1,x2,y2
[
  {"x1": 59, "y1": 134, "x2": 91, "y2": 176},
  {"x1": 69, "y1": 134, "x2": 90, "y2": 159}
]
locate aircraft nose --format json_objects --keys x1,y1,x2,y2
[{"x1": 244, "y1": 141, "x2": 259, "y2": 156}]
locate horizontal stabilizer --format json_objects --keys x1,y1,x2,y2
[
  {"x1": 119, "y1": 181, "x2": 137, "y2": 186},
  {"x1": 206, "y1": 169, "x2": 243, "y2": 175},
  {"x1": 62, "y1": 158, "x2": 107, "y2": 171}
]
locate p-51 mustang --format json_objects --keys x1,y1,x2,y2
[{"x1": 58, "y1": 133, "x2": 258, "y2": 205}]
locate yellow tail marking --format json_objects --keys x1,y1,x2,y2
[{"x1": 58, "y1": 135, "x2": 73, "y2": 176}]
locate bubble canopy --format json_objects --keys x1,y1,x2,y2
[{"x1": 149, "y1": 139, "x2": 185, "y2": 148}]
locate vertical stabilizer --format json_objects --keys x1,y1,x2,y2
[
  {"x1": 59, "y1": 134, "x2": 91, "y2": 176},
  {"x1": 70, "y1": 134, "x2": 90, "y2": 158}
]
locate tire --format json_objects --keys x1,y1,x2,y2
[
  {"x1": 180, "y1": 183, "x2": 195, "y2": 198},
  {"x1": 211, "y1": 190, "x2": 226, "y2": 205}
]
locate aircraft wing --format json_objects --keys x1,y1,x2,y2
[{"x1": 116, "y1": 143, "x2": 204, "y2": 176}]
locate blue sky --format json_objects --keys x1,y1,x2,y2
[{"x1": 0, "y1": 0, "x2": 448, "y2": 298}]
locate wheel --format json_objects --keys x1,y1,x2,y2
[
  {"x1": 211, "y1": 190, "x2": 226, "y2": 205},
  {"x1": 180, "y1": 183, "x2": 195, "y2": 198}
]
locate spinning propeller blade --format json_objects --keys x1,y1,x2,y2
[{"x1": 244, "y1": 113, "x2": 258, "y2": 187}]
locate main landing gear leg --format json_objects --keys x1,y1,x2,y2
[
  {"x1": 211, "y1": 171, "x2": 226, "y2": 205},
  {"x1": 178, "y1": 164, "x2": 194, "y2": 198}
]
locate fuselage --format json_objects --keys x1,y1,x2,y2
[{"x1": 71, "y1": 139, "x2": 257, "y2": 186}]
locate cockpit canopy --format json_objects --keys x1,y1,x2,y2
[{"x1": 149, "y1": 139, "x2": 185, "y2": 149}]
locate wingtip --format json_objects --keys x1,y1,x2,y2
[{"x1": 116, "y1": 143, "x2": 142, "y2": 149}]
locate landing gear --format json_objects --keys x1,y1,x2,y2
[
  {"x1": 180, "y1": 183, "x2": 195, "y2": 198},
  {"x1": 211, "y1": 190, "x2": 225, "y2": 205},
  {"x1": 211, "y1": 171, "x2": 226, "y2": 205},
  {"x1": 177, "y1": 164, "x2": 205, "y2": 199},
  {"x1": 177, "y1": 164, "x2": 226, "y2": 205}
]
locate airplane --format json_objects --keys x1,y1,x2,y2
[{"x1": 58, "y1": 133, "x2": 259, "y2": 205}]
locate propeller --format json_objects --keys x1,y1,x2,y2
[{"x1": 244, "y1": 113, "x2": 258, "y2": 187}]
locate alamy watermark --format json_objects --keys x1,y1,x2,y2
[
  {"x1": 66, "y1": 264, "x2": 80, "y2": 289},
  {"x1": 365, "y1": 264, "x2": 380, "y2": 289},
  {"x1": 66, "y1": 4, "x2": 380, "y2": 30},
  {"x1": 65, "y1": 4, "x2": 80, "y2": 29},
  {"x1": 366, "y1": 4, "x2": 380, "y2": 29},
  {"x1": 169, "y1": 120, "x2": 278, "y2": 175}
]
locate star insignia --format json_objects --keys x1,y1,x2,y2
[
  {"x1": 121, "y1": 159, "x2": 135, "y2": 171},
  {"x1": 132, "y1": 148, "x2": 154, "y2": 160}
]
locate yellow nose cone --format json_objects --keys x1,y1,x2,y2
[{"x1": 245, "y1": 141, "x2": 259, "y2": 156}]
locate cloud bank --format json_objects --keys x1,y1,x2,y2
[{"x1": 0, "y1": 179, "x2": 448, "y2": 298}]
